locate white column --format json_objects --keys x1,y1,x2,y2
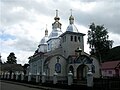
[
  {"x1": 7, "y1": 72, "x2": 10, "y2": 79},
  {"x1": 4, "y1": 72, "x2": 7, "y2": 79},
  {"x1": 68, "y1": 71, "x2": 73, "y2": 85},
  {"x1": 11, "y1": 72, "x2": 14, "y2": 79},
  {"x1": 1, "y1": 72, "x2": 3, "y2": 79},
  {"x1": 21, "y1": 72, "x2": 24, "y2": 81},
  {"x1": 16, "y1": 72, "x2": 19, "y2": 80},
  {"x1": 53, "y1": 72, "x2": 58, "y2": 84},
  {"x1": 28, "y1": 72, "x2": 31, "y2": 82},
  {"x1": 42, "y1": 72, "x2": 46, "y2": 83},
  {"x1": 74, "y1": 68, "x2": 77, "y2": 79},
  {"x1": 36, "y1": 72, "x2": 39, "y2": 83},
  {"x1": 87, "y1": 70, "x2": 93, "y2": 87}
]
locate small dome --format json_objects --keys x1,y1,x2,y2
[
  {"x1": 39, "y1": 36, "x2": 48, "y2": 45},
  {"x1": 66, "y1": 24, "x2": 78, "y2": 32}
]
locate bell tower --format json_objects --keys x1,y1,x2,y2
[{"x1": 60, "y1": 10, "x2": 85, "y2": 58}]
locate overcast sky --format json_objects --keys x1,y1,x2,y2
[{"x1": 0, "y1": 0, "x2": 120, "y2": 65}]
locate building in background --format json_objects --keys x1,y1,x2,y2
[
  {"x1": 1, "y1": 64, "x2": 24, "y2": 74},
  {"x1": 101, "y1": 60, "x2": 120, "y2": 77}
]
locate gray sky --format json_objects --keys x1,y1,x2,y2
[{"x1": 0, "y1": 0, "x2": 120, "y2": 64}]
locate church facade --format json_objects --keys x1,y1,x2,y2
[{"x1": 28, "y1": 10, "x2": 100, "y2": 81}]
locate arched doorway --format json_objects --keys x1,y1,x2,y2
[{"x1": 77, "y1": 64, "x2": 89, "y2": 80}]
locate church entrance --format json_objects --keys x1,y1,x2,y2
[{"x1": 77, "y1": 64, "x2": 88, "y2": 80}]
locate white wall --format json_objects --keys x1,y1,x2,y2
[{"x1": 47, "y1": 55, "x2": 67, "y2": 77}]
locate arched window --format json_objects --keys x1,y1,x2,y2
[
  {"x1": 71, "y1": 36, "x2": 73, "y2": 41},
  {"x1": 78, "y1": 36, "x2": 80, "y2": 42},
  {"x1": 74, "y1": 36, "x2": 77, "y2": 42},
  {"x1": 64, "y1": 36, "x2": 66, "y2": 42},
  {"x1": 92, "y1": 65, "x2": 95, "y2": 73},
  {"x1": 62, "y1": 37, "x2": 64, "y2": 42},
  {"x1": 48, "y1": 43, "x2": 50, "y2": 50}
]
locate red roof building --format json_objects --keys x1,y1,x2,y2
[{"x1": 101, "y1": 61, "x2": 120, "y2": 77}]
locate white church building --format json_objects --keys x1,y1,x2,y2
[{"x1": 28, "y1": 10, "x2": 100, "y2": 82}]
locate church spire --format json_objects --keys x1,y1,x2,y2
[
  {"x1": 45, "y1": 24, "x2": 48, "y2": 36},
  {"x1": 54, "y1": 10, "x2": 60, "y2": 21},
  {"x1": 69, "y1": 9, "x2": 74, "y2": 24}
]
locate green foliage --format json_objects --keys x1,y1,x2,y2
[
  {"x1": 87, "y1": 23, "x2": 113, "y2": 62},
  {"x1": 103, "y1": 46, "x2": 120, "y2": 62},
  {"x1": 6, "y1": 52, "x2": 17, "y2": 64}
]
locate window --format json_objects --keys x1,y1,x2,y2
[
  {"x1": 64, "y1": 50, "x2": 66, "y2": 56},
  {"x1": 63, "y1": 37, "x2": 64, "y2": 42},
  {"x1": 55, "y1": 63, "x2": 61, "y2": 73},
  {"x1": 71, "y1": 36, "x2": 73, "y2": 41},
  {"x1": 48, "y1": 44, "x2": 50, "y2": 50},
  {"x1": 56, "y1": 56, "x2": 60, "y2": 62},
  {"x1": 63, "y1": 36, "x2": 66, "y2": 42},
  {"x1": 92, "y1": 65, "x2": 95, "y2": 73},
  {"x1": 78, "y1": 36, "x2": 80, "y2": 42},
  {"x1": 64, "y1": 36, "x2": 66, "y2": 42},
  {"x1": 74, "y1": 36, "x2": 77, "y2": 42}
]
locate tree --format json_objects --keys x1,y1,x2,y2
[
  {"x1": 0, "y1": 53, "x2": 2, "y2": 64},
  {"x1": 6, "y1": 52, "x2": 17, "y2": 64},
  {"x1": 23, "y1": 64, "x2": 29, "y2": 74},
  {"x1": 87, "y1": 23, "x2": 113, "y2": 62}
]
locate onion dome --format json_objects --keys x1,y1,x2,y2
[
  {"x1": 39, "y1": 27, "x2": 48, "y2": 45},
  {"x1": 66, "y1": 10, "x2": 78, "y2": 32},
  {"x1": 49, "y1": 10, "x2": 62, "y2": 38},
  {"x1": 66, "y1": 24, "x2": 78, "y2": 32},
  {"x1": 49, "y1": 29, "x2": 62, "y2": 38},
  {"x1": 69, "y1": 15, "x2": 74, "y2": 24},
  {"x1": 40, "y1": 36, "x2": 48, "y2": 44}
]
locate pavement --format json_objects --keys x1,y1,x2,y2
[{"x1": 0, "y1": 80, "x2": 69, "y2": 90}]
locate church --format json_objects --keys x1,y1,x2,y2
[{"x1": 28, "y1": 10, "x2": 100, "y2": 82}]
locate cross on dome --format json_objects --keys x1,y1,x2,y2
[
  {"x1": 70, "y1": 9, "x2": 72, "y2": 16},
  {"x1": 56, "y1": 10, "x2": 58, "y2": 17}
]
